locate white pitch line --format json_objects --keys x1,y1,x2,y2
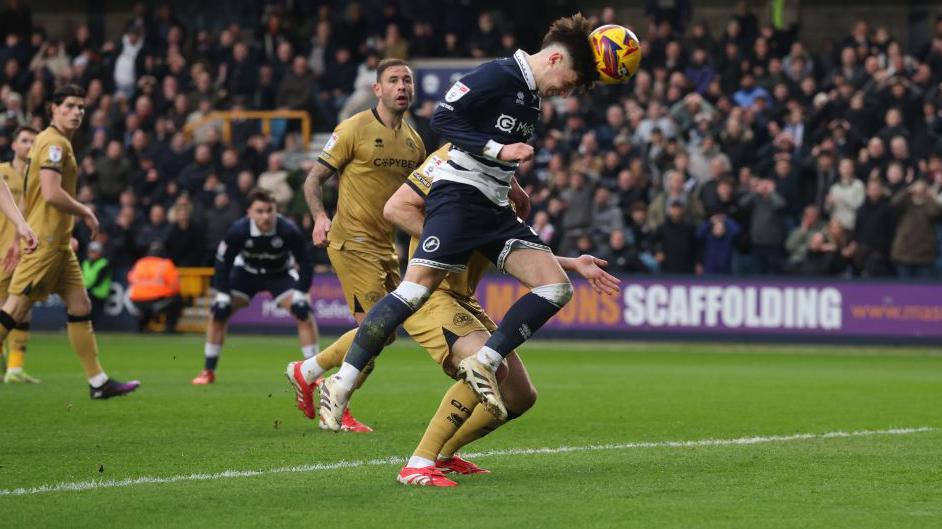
[{"x1": 0, "y1": 427, "x2": 933, "y2": 497}]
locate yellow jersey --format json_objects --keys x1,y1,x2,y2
[
  {"x1": 318, "y1": 108, "x2": 426, "y2": 253},
  {"x1": 24, "y1": 126, "x2": 78, "y2": 249}
]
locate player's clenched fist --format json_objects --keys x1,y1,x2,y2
[
  {"x1": 498, "y1": 143, "x2": 534, "y2": 163},
  {"x1": 312, "y1": 213, "x2": 331, "y2": 247}
]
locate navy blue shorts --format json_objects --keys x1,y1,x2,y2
[
  {"x1": 229, "y1": 266, "x2": 298, "y2": 303},
  {"x1": 410, "y1": 180, "x2": 550, "y2": 272}
]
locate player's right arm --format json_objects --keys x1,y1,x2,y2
[
  {"x1": 40, "y1": 167, "x2": 98, "y2": 238},
  {"x1": 383, "y1": 182, "x2": 426, "y2": 238},
  {"x1": 305, "y1": 120, "x2": 356, "y2": 247},
  {"x1": 303, "y1": 161, "x2": 335, "y2": 247},
  {"x1": 212, "y1": 224, "x2": 245, "y2": 296},
  {"x1": 431, "y1": 65, "x2": 533, "y2": 163}
]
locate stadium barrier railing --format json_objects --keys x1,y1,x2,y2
[{"x1": 183, "y1": 110, "x2": 311, "y2": 146}]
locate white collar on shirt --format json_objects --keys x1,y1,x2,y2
[{"x1": 513, "y1": 49, "x2": 537, "y2": 91}]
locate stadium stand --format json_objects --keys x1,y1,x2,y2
[{"x1": 5, "y1": 0, "x2": 942, "y2": 291}]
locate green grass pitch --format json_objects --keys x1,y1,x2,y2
[{"x1": 1, "y1": 333, "x2": 940, "y2": 528}]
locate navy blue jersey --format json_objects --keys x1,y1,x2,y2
[
  {"x1": 213, "y1": 215, "x2": 312, "y2": 294},
  {"x1": 429, "y1": 50, "x2": 541, "y2": 205}
]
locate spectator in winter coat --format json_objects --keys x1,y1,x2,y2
[{"x1": 890, "y1": 181, "x2": 940, "y2": 278}]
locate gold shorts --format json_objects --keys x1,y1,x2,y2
[
  {"x1": 327, "y1": 242, "x2": 401, "y2": 315},
  {"x1": 8, "y1": 247, "x2": 84, "y2": 302},
  {"x1": 0, "y1": 268, "x2": 10, "y2": 298},
  {"x1": 403, "y1": 291, "x2": 497, "y2": 366}
]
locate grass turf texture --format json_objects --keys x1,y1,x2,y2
[{"x1": 1, "y1": 333, "x2": 940, "y2": 529}]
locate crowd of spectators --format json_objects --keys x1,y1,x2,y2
[{"x1": 3, "y1": 1, "x2": 942, "y2": 279}]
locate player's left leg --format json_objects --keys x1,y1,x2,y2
[
  {"x1": 58, "y1": 277, "x2": 140, "y2": 399},
  {"x1": 274, "y1": 279, "x2": 320, "y2": 360},
  {"x1": 319, "y1": 263, "x2": 447, "y2": 431},
  {"x1": 292, "y1": 247, "x2": 399, "y2": 427},
  {"x1": 0, "y1": 285, "x2": 36, "y2": 383},
  {"x1": 195, "y1": 293, "x2": 249, "y2": 384},
  {"x1": 459, "y1": 247, "x2": 569, "y2": 419},
  {"x1": 3, "y1": 309, "x2": 37, "y2": 384}
]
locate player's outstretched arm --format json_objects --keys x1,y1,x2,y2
[
  {"x1": 556, "y1": 255, "x2": 621, "y2": 295},
  {"x1": 303, "y1": 161, "x2": 335, "y2": 247},
  {"x1": 383, "y1": 183, "x2": 426, "y2": 238},
  {"x1": 39, "y1": 168, "x2": 97, "y2": 238}
]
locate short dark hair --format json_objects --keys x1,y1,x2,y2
[
  {"x1": 12, "y1": 125, "x2": 37, "y2": 139},
  {"x1": 541, "y1": 13, "x2": 597, "y2": 87},
  {"x1": 247, "y1": 187, "x2": 274, "y2": 205},
  {"x1": 376, "y1": 58, "x2": 411, "y2": 82},
  {"x1": 51, "y1": 84, "x2": 86, "y2": 105}
]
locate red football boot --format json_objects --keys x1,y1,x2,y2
[
  {"x1": 397, "y1": 466, "x2": 458, "y2": 487},
  {"x1": 285, "y1": 361, "x2": 316, "y2": 419},
  {"x1": 341, "y1": 408, "x2": 373, "y2": 432},
  {"x1": 191, "y1": 369, "x2": 215, "y2": 385},
  {"x1": 436, "y1": 455, "x2": 490, "y2": 475}
]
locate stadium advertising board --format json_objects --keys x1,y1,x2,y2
[{"x1": 228, "y1": 275, "x2": 942, "y2": 341}]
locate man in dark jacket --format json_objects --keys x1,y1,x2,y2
[
  {"x1": 166, "y1": 200, "x2": 207, "y2": 266},
  {"x1": 739, "y1": 178, "x2": 786, "y2": 274},
  {"x1": 655, "y1": 200, "x2": 698, "y2": 274},
  {"x1": 94, "y1": 140, "x2": 132, "y2": 205},
  {"x1": 845, "y1": 178, "x2": 894, "y2": 276}
]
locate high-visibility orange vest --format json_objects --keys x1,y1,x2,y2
[{"x1": 127, "y1": 257, "x2": 181, "y2": 301}]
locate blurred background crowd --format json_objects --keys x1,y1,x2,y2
[{"x1": 4, "y1": 0, "x2": 942, "y2": 280}]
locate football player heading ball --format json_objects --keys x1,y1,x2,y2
[{"x1": 317, "y1": 13, "x2": 641, "y2": 432}]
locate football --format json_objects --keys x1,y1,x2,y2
[{"x1": 589, "y1": 24, "x2": 642, "y2": 84}]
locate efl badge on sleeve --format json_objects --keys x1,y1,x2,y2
[
  {"x1": 48, "y1": 145, "x2": 63, "y2": 163},
  {"x1": 322, "y1": 133, "x2": 338, "y2": 153},
  {"x1": 444, "y1": 82, "x2": 470, "y2": 103}
]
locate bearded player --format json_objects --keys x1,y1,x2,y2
[
  {"x1": 0, "y1": 126, "x2": 38, "y2": 383},
  {"x1": 0, "y1": 84, "x2": 139, "y2": 399},
  {"x1": 285, "y1": 58, "x2": 426, "y2": 432},
  {"x1": 317, "y1": 15, "x2": 640, "y2": 430}
]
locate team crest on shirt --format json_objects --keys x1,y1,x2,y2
[
  {"x1": 48, "y1": 145, "x2": 63, "y2": 163},
  {"x1": 246, "y1": 239, "x2": 254, "y2": 248},
  {"x1": 271, "y1": 236, "x2": 283, "y2": 248},
  {"x1": 406, "y1": 138, "x2": 418, "y2": 151},
  {"x1": 444, "y1": 82, "x2": 470, "y2": 103},
  {"x1": 453, "y1": 313, "x2": 473, "y2": 326}
]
